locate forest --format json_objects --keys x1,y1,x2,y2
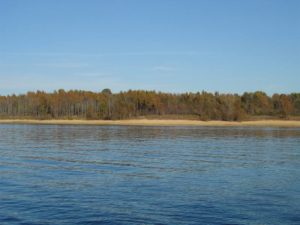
[{"x1": 0, "y1": 89, "x2": 299, "y2": 121}]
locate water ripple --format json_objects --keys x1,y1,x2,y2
[{"x1": 0, "y1": 125, "x2": 300, "y2": 224}]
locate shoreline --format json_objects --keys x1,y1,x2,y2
[{"x1": 0, "y1": 119, "x2": 300, "y2": 127}]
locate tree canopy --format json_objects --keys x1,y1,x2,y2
[{"x1": 0, "y1": 89, "x2": 299, "y2": 121}]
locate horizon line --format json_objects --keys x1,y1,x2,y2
[{"x1": 1, "y1": 88, "x2": 299, "y2": 97}]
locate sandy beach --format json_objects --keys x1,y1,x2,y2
[{"x1": 0, "y1": 119, "x2": 300, "y2": 127}]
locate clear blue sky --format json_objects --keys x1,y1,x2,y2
[{"x1": 0, "y1": 0, "x2": 299, "y2": 95}]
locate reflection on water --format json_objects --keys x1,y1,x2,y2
[{"x1": 0, "y1": 125, "x2": 300, "y2": 225}]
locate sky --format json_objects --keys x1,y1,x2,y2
[{"x1": 0, "y1": 0, "x2": 299, "y2": 95}]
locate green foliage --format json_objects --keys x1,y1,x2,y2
[{"x1": 101, "y1": 88, "x2": 112, "y2": 95}]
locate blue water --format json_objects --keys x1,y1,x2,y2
[{"x1": 0, "y1": 125, "x2": 300, "y2": 225}]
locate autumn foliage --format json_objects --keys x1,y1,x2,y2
[{"x1": 0, "y1": 89, "x2": 299, "y2": 121}]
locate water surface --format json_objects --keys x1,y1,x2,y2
[{"x1": 0, "y1": 125, "x2": 300, "y2": 224}]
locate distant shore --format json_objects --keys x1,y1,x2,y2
[{"x1": 1, "y1": 119, "x2": 300, "y2": 127}]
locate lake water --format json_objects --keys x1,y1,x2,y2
[{"x1": 0, "y1": 124, "x2": 300, "y2": 225}]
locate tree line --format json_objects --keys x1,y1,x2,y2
[{"x1": 0, "y1": 89, "x2": 299, "y2": 121}]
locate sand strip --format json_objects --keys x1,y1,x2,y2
[{"x1": 0, "y1": 119, "x2": 300, "y2": 127}]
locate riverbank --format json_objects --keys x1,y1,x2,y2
[{"x1": 1, "y1": 119, "x2": 300, "y2": 127}]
